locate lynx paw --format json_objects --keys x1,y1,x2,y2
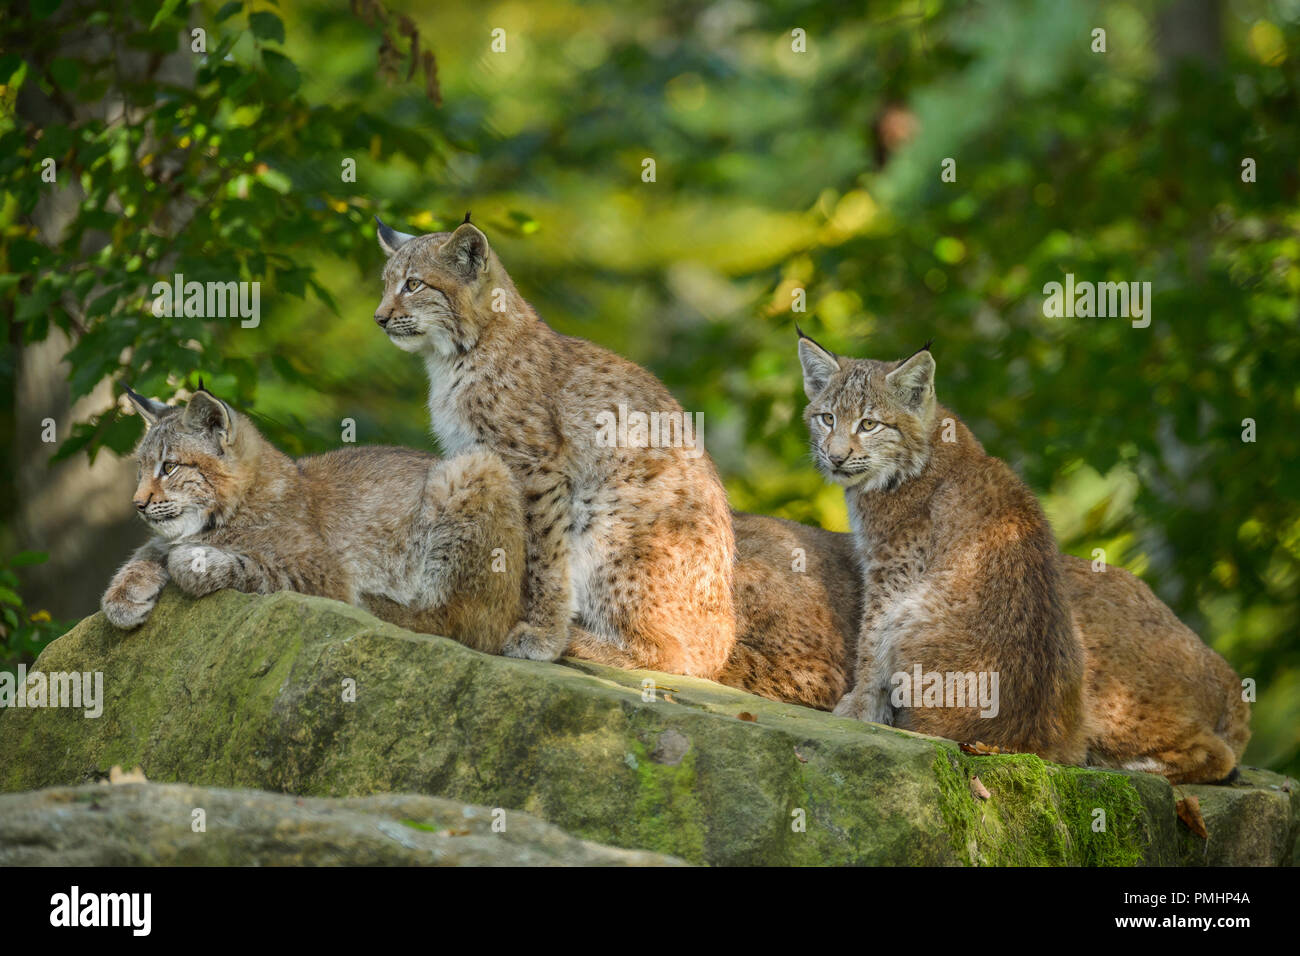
[
  {"x1": 166, "y1": 545, "x2": 236, "y2": 597},
  {"x1": 833, "y1": 688, "x2": 894, "y2": 725},
  {"x1": 502, "y1": 622, "x2": 565, "y2": 662},
  {"x1": 832, "y1": 691, "x2": 865, "y2": 720},
  {"x1": 101, "y1": 561, "x2": 168, "y2": 630}
]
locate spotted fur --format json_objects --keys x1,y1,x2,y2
[
  {"x1": 798, "y1": 333, "x2": 1087, "y2": 764},
  {"x1": 373, "y1": 220, "x2": 736, "y2": 676},
  {"x1": 100, "y1": 387, "x2": 524, "y2": 653}
]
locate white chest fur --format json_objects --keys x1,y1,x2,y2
[{"x1": 424, "y1": 354, "x2": 478, "y2": 456}]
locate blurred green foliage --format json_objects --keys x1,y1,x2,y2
[
  {"x1": 0, "y1": 552, "x2": 73, "y2": 674},
  {"x1": 1, "y1": 0, "x2": 1297, "y2": 775}
]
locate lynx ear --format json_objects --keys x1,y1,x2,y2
[
  {"x1": 375, "y1": 216, "x2": 416, "y2": 257},
  {"x1": 797, "y1": 328, "x2": 840, "y2": 400},
  {"x1": 123, "y1": 385, "x2": 170, "y2": 428},
  {"x1": 183, "y1": 389, "x2": 236, "y2": 445},
  {"x1": 885, "y1": 346, "x2": 936, "y2": 410},
  {"x1": 437, "y1": 222, "x2": 490, "y2": 279}
]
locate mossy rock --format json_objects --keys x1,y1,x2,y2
[
  {"x1": 0, "y1": 782, "x2": 686, "y2": 866},
  {"x1": 0, "y1": 588, "x2": 1294, "y2": 866}
]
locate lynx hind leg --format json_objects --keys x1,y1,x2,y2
[
  {"x1": 418, "y1": 449, "x2": 525, "y2": 654},
  {"x1": 563, "y1": 625, "x2": 642, "y2": 669},
  {"x1": 1127, "y1": 731, "x2": 1240, "y2": 786},
  {"x1": 603, "y1": 503, "x2": 737, "y2": 679}
]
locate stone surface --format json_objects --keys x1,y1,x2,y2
[
  {"x1": 0, "y1": 782, "x2": 684, "y2": 865},
  {"x1": 1, "y1": 587, "x2": 1294, "y2": 866}
]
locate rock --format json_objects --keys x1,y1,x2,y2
[
  {"x1": 0, "y1": 782, "x2": 684, "y2": 866},
  {"x1": 1, "y1": 587, "x2": 1295, "y2": 866},
  {"x1": 1175, "y1": 770, "x2": 1300, "y2": 866}
]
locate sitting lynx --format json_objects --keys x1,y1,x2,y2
[
  {"x1": 798, "y1": 332, "x2": 1087, "y2": 764},
  {"x1": 797, "y1": 332, "x2": 1250, "y2": 781},
  {"x1": 372, "y1": 217, "x2": 736, "y2": 677},
  {"x1": 100, "y1": 386, "x2": 524, "y2": 652}
]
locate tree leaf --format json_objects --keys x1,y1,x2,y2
[{"x1": 249, "y1": 11, "x2": 285, "y2": 44}]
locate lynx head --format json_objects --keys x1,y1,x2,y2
[
  {"x1": 124, "y1": 385, "x2": 249, "y2": 539},
  {"x1": 797, "y1": 330, "x2": 938, "y2": 491},
  {"x1": 373, "y1": 214, "x2": 501, "y2": 357}
]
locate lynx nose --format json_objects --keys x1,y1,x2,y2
[
  {"x1": 827, "y1": 453, "x2": 848, "y2": 468},
  {"x1": 374, "y1": 311, "x2": 390, "y2": 329}
]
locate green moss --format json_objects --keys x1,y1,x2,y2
[
  {"x1": 3, "y1": 588, "x2": 1295, "y2": 866},
  {"x1": 400, "y1": 818, "x2": 439, "y2": 832},
  {"x1": 933, "y1": 746, "x2": 1145, "y2": 866},
  {"x1": 626, "y1": 737, "x2": 708, "y2": 862}
]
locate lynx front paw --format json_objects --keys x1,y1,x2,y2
[
  {"x1": 832, "y1": 691, "x2": 865, "y2": 720},
  {"x1": 833, "y1": 688, "x2": 894, "y2": 725},
  {"x1": 101, "y1": 561, "x2": 169, "y2": 630},
  {"x1": 502, "y1": 622, "x2": 566, "y2": 662},
  {"x1": 166, "y1": 545, "x2": 236, "y2": 597}
]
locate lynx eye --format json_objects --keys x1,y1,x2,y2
[
  {"x1": 857, "y1": 419, "x2": 882, "y2": 435},
  {"x1": 162, "y1": 461, "x2": 180, "y2": 477},
  {"x1": 403, "y1": 277, "x2": 424, "y2": 293},
  {"x1": 819, "y1": 413, "x2": 835, "y2": 428}
]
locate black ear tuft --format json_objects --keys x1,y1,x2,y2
[
  {"x1": 123, "y1": 384, "x2": 170, "y2": 427},
  {"x1": 197, "y1": 376, "x2": 207, "y2": 394},
  {"x1": 375, "y1": 215, "x2": 416, "y2": 256},
  {"x1": 463, "y1": 210, "x2": 472, "y2": 224}
]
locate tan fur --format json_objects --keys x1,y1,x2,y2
[
  {"x1": 100, "y1": 388, "x2": 524, "y2": 653},
  {"x1": 724, "y1": 509, "x2": 1249, "y2": 781},
  {"x1": 373, "y1": 219, "x2": 736, "y2": 677},
  {"x1": 799, "y1": 334, "x2": 1088, "y2": 764},
  {"x1": 1059, "y1": 556, "x2": 1250, "y2": 784},
  {"x1": 718, "y1": 512, "x2": 861, "y2": 710}
]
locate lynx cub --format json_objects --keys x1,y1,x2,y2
[
  {"x1": 373, "y1": 218, "x2": 736, "y2": 676},
  {"x1": 1060, "y1": 555, "x2": 1249, "y2": 784},
  {"x1": 100, "y1": 386, "x2": 524, "y2": 652},
  {"x1": 720, "y1": 512, "x2": 861, "y2": 710},
  {"x1": 798, "y1": 332, "x2": 1087, "y2": 764}
]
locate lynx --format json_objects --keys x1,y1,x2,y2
[
  {"x1": 100, "y1": 386, "x2": 524, "y2": 652},
  {"x1": 719, "y1": 512, "x2": 861, "y2": 709},
  {"x1": 797, "y1": 333, "x2": 1250, "y2": 781},
  {"x1": 798, "y1": 332, "x2": 1087, "y2": 764},
  {"x1": 1059, "y1": 555, "x2": 1249, "y2": 784},
  {"x1": 373, "y1": 217, "x2": 736, "y2": 676}
]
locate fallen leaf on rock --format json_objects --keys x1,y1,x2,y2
[
  {"x1": 737, "y1": 712, "x2": 757, "y2": 722},
  {"x1": 959, "y1": 741, "x2": 1006, "y2": 755},
  {"x1": 108, "y1": 765, "x2": 148, "y2": 785},
  {"x1": 1175, "y1": 795, "x2": 1208, "y2": 839},
  {"x1": 663, "y1": 693, "x2": 675, "y2": 703},
  {"x1": 970, "y1": 776, "x2": 990, "y2": 800},
  {"x1": 794, "y1": 747, "x2": 808, "y2": 763}
]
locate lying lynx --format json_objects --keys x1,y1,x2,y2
[
  {"x1": 798, "y1": 332, "x2": 1088, "y2": 764},
  {"x1": 101, "y1": 386, "x2": 524, "y2": 652},
  {"x1": 720, "y1": 512, "x2": 861, "y2": 709},
  {"x1": 1060, "y1": 555, "x2": 1249, "y2": 784},
  {"x1": 373, "y1": 217, "x2": 736, "y2": 677}
]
